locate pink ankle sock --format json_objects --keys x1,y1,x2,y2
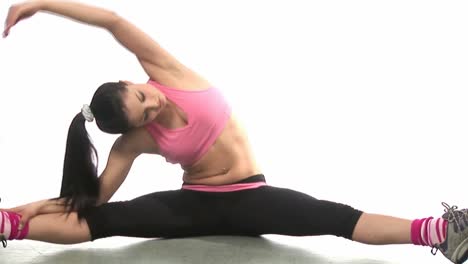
[
  {"x1": 0, "y1": 211, "x2": 29, "y2": 240},
  {"x1": 411, "y1": 217, "x2": 448, "y2": 246}
]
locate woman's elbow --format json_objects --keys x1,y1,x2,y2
[{"x1": 103, "y1": 11, "x2": 123, "y2": 30}]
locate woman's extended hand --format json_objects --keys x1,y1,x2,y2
[
  {"x1": 1, "y1": 201, "x2": 43, "y2": 230},
  {"x1": 3, "y1": 1, "x2": 43, "y2": 38}
]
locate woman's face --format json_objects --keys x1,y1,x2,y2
[{"x1": 122, "y1": 82, "x2": 167, "y2": 128}]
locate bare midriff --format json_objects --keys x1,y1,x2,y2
[{"x1": 180, "y1": 114, "x2": 262, "y2": 186}]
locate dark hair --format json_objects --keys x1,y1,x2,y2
[{"x1": 53, "y1": 81, "x2": 131, "y2": 218}]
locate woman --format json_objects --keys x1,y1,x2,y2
[{"x1": 1, "y1": 1, "x2": 467, "y2": 263}]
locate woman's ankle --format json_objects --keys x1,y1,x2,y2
[{"x1": 0, "y1": 211, "x2": 29, "y2": 241}]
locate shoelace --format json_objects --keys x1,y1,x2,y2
[
  {"x1": 431, "y1": 202, "x2": 468, "y2": 256},
  {"x1": 0, "y1": 198, "x2": 6, "y2": 248},
  {"x1": 442, "y1": 202, "x2": 468, "y2": 233}
]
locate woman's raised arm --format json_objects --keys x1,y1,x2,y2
[{"x1": 3, "y1": 1, "x2": 208, "y2": 87}]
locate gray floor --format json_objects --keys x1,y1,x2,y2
[{"x1": 2, "y1": 235, "x2": 443, "y2": 264}]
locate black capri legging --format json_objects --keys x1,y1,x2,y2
[{"x1": 81, "y1": 174, "x2": 363, "y2": 241}]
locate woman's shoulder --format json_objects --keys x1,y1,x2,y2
[
  {"x1": 115, "y1": 127, "x2": 161, "y2": 156},
  {"x1": 146, "y1": 66, "x2": 213, "y2": 92}
]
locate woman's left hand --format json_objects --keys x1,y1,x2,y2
[
  {"x1": 3, "y1": 1, "x2": 43, "y2": 38},
  {"x1": 0, "y1": 201, "x2": 43, "y2": 230}
]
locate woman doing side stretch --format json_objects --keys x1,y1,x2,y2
[{"x1": 1, "y1": 1, "x2": 467, "y2": 263}]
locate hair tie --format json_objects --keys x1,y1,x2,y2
[{"x1": 81, "y1": 104, "x2": 94, "y2": 122}]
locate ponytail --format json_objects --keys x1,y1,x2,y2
[
  {"x1": 51, "y1": 81, "x2": 130, "y2": 217},
  {"x1": 54, "y1": 112, "x2": 100, "y2": 218}
]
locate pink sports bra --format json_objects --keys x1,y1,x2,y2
[{"x1": 145, "y1": 80, "x2": 232, "y2": 166}]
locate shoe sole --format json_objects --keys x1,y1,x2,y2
[{"x1": 453, "y1": 236, "x2": 468, "y2": 264}]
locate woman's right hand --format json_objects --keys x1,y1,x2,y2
[
  {"x1": 1, "y1": 201, "x2": 43, "y2": 230},
  {"x1": 3, "y1": 1, "x2": 43, "y2": 38}
]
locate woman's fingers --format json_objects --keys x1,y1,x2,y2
[
  {"x1": 0, "y1": 205, "x2": 27, "y2": 218},
  {"x1": 17, "y1": 214, "x2": 30, "y2": 231},
  {"x1": 3, "y1": 6, "x2": 19, "y2": 37},
  {"x1": 0, "y1": 208, "x2": 18, "y2": 213},
  {"x1": 3, "y1": 4, "x2": 39, "y2": 38},
  {"x1": 3, "y1": 23, "x2": 13, "y2": 38}
]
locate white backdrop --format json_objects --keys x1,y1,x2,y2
[{"x1": 0, "y1": 1, "x2": 467, "y2": 262}]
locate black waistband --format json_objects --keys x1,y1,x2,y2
[{"x1": 183, "y1": 174, "x2": 266, "y2": 185}]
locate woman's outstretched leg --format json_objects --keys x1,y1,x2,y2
[
  {"x1": 224, "y1": 186, "x2": 467, "y2": 264},
  {"x1": 1, "y1": 188, "x2": 227, "y2": 246},
  {"x1": 1, "y1": 211, "x2": 91, "y2": 245}
]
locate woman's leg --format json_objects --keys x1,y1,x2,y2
[
  {"x1": 351, "y1": 213, "x2": 411, "y2": 244},
  {"x1": 26, "y1": 212, "x2": 91, "y2": 244},
  {"x1": 73, "y1": 189, "x2": 223, "y2": 241},
  {"x1": 2, "y1": 189, "x2": 221, "y2": 245},
  {"x1": 223, "y1": 186, "x2": 414, "y2": 244},
  {"x1": 223, "y1": 186, "x2": 364, "y2": 239},
  {"x1": 222, "y1": 186, "x2": 467, "y2": 263},
  {"x1": 224, "y1": 185, "x2": 414, "y2": 245}
]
